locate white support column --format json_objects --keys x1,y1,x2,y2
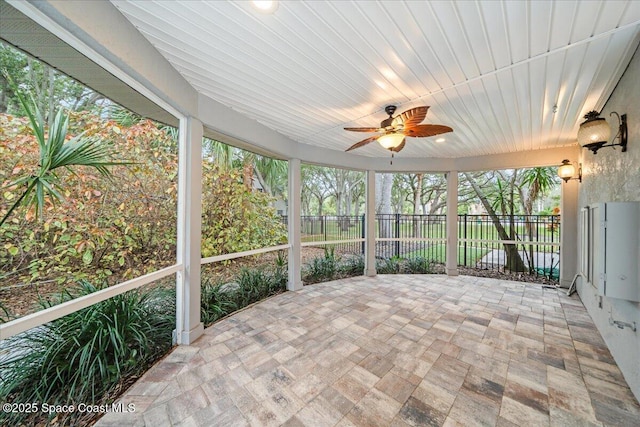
[
  {"x1": 446, "y1": 171, "x2": 459, "y2": 276},
  {"x1": 175, "y1": 116, "x2": 204, "y2": 345},
  {"x1": 288, "y1": 158, "x2": 303, "y2": 291},
  {"x1": 365, "y1": 170, "x2": 377, "y2": 277},
  {"x1": 560, "y1": 178, "x2": 579, "y2": 288}
]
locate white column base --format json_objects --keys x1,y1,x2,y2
[{"x1": 173, "y1": 322, "x2": 204, "y2": 345}]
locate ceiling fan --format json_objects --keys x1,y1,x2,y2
[{"x1": 344, "y1": 105, "x2": 453, "y2": 157}]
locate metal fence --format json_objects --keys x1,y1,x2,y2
[
  {"x1": 458, "y1": 214, "x2": 560, "y2": 279},
  {"x1": 299, "y1": 215, "x2": 364, "y2": 253},
  {"x1": 282, "y1": 214, "x2": 561, "y2": 280},
  {"x1": 375, "y1": 214, "x2": 446, "y2": 260}
]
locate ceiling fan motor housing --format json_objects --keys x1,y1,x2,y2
[{"x1": 384, "y1": 105, "x2": 397, "y2": 116}]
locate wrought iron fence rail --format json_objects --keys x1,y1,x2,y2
[{"x1": 282, "y1": 214, "x2": 560, "y2": 280}]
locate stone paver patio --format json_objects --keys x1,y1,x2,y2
[{"x1": 97, "y1": 275, "x2": 640, "y2": 426}]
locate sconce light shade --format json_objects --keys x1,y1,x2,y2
[
  {"x1": 578, "y1": 111, "x2": 611, "y2": 152},
  {"x1": 557, "y1": 159, "x2": 582, "y2": 183},
  {"x1": 558, "y1": 160, "x2": 575, "y2": 182},
  {"x1": 378, "y1": 133, "x2": 405, "y2": 149},
  {"x1": 577, "y1": 110, "x2": 628, "y2": 154}
]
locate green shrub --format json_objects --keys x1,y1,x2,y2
[
  {"x1": 201, "y1": 279, "x2": 240, "y2": 326},
  {"x1": 201, "y1": 259, "x2": 287, "y2": 327},
  {"x1": 0, "y1": 111, "x2": 287, "y2": 292},
  {"x1": 404, "y1": 256, "x2": 432, "y2": 274},
  {"x1": 302, "y1": 247, "x2": 339, "y2": 284},
  {"x1": 339, "y1": 253, "x2": 365, "y2": 276},
  {"x1": 0, "y1": 281, "x2": 175, "y2": 426},
  {"x1": 376, "y1": 256, "x2": 401, "y2": 274}
]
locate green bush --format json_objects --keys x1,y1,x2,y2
[
  {"x1": 201, "y1": 256, "x2": 287, "y2": 327},
  {"x1": 0, "y1": 281, "x2": 175, "y2": 426},
  {"x1": 338, "y1": 253, "x2": 365, "y2": 276},
  {"x1": 376, "y1": 256, "x2": 401, "y2": 274},
  {"x1": 0, "y1": 112, "x2": 287, "y2": 292},
  {"x1": 404, "y1": 256, "x2": 432, "y2": 274},
  {"x1": 200, "y1": 164, "x2": 287, "y2": 258},
  {"x1": 302, "y1": 247, "x2": 339, "y2": 284}
]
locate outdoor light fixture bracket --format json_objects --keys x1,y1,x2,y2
[{"x1": 579, "y1": 111, "x2": 628, "y2": 154}]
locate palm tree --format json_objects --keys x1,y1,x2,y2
[
  {"x1": 203, "y1": 137, "x2": 235, "y2": 169},
  {"x1": 519, "y1": 167, "x2": 557, "y2": 216},
  {"x1": 0, "y1": 80, "x2": 123, "y2": 227},
  {"x1": 518, "y1": 167, "x2": 558, "y2": 272}
]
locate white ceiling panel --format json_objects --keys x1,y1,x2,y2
[{"x1": 109, "y1": 0, "x2": 640, "y2": 159}]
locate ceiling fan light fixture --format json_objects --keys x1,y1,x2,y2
[
  {"x1": 378, "y1": 133, "x2": 405, "y2": 149},
  {"x1": 344, "y1": 105, "x2": 452, "y2": 153}
]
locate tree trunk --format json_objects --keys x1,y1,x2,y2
[
  {"x1": 379, "y1": 173, "x2": 393, "y2": 238},
  {"x1": 412, "y1": 174, "x2": 423, "y2": 238},
  {"x1": 464, "y1": 173, "x2": 526, "y2": 272}
]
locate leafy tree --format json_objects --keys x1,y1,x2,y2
[
  {"x1": 201, "y1": 164, "x2": 286, "y2": 257},
  {"x1": 0, "y1": 42, "x2": 107, "y2": 119},
  {"x1": 463, "y1": 172, "x2": 527, "y2": 272},
  {"x1": 301, "y1": 165, "x2": 332, "y2": 216},
  {"x1": 376, "y1": 173, "x2": 393, "y2": 238},
  {"x1": 1, "y1": 108, "x2": 286, "y2": 292},
  {"x1": 0, "y1": 79, "x2": 122, "y2": 227},
  {"x1": 518, "y1": 167, "x2": 558, "y2": 271},
  {"x1": 203, "y1": 137, "x2": 235, "y2": 169},
  {"x1": 0, "y1": 43, "x2": 27, "y2": 114},
  {"x1": 238, "y1": 151, "x2": 287, "y2": 200}
]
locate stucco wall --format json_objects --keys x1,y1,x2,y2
[{"x1": 577, "y1": 45, "x2": 640, "y2": 401}]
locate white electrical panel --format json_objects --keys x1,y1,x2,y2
[{"x1": 595, "y1": 202, "x2": 640, "y2": 301}]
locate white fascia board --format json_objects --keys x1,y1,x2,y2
[{"x1": 16, "y1": 0, "x2": 198, "y2": 117}]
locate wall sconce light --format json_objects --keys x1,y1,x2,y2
[
  {"x1": 577, "y1": 110, "x2": 628, "y2": 154},
  {"x1": 557, "y1": 159, "x2": 582, "y2": 183}
]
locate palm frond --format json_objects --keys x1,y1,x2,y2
[{"x1": 0, "y1": 77, "x2": 128, "y2": 227}]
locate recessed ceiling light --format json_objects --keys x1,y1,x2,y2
[
  {"x1": 435, "y1": 138, "x2": 446, "y2": 143},
  {"x1": 252, "y1": 0, "x2": 278, "y2": 13}
]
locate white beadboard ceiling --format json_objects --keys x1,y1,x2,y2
[{"x1": 111, "y1": 0, "x2": 640, "y2": 159}]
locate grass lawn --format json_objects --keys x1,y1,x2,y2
[{"x1": 403, "y1": 244, "x2": 490, "y2": 266}]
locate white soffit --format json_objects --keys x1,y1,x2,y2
[{"x1": 112, "y1": 1, "x2": 639, "y2": 159}]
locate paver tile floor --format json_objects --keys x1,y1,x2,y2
[{"x1": 97, "y1": 275, "x2": 640, "y2": 426}]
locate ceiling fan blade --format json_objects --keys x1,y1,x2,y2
[
  {"x1": 404, "y1": 124, "x2": 453, "y2": 138},
  {"x1": 389, "y1": 139, "x2": 406, "y2": 153},
  {"x1": 392, "y1": 106, "x2": 429, "y2": 127},
  {"x1": 344, "y1": 127, "x2": 381, "y2": 133},
  {"x1": 345, "y1": 135, "x2": 379, "y2": 152}
]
